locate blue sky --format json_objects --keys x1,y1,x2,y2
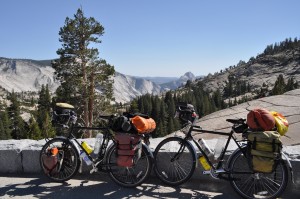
[{"x1": 1, "y1": 0, "x2": 300, "y2": 77}]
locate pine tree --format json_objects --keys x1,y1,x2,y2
[
  {"x1": 129, "y1": 100, "x2": 139, "y2": 113},
  {"x1": 212, "y1": 89, "x2": 222, "y2": 109},
  {"x1": 0, "y1": 120, "x2": 5, "y2": 140},
  {"x1": 285, "y1": 77, "x2": 298, "y2": 91},
  {"x1": 0, "y1": 110, "x2": 12, "y2": 139},
  {"x1": 7, "y1": 91, "x2": 26, "y2": 139},
  {"x1": 159, "y1": 102, "x2": 168, "y2": 137},
  {"x1": 28, "y1": 116, "x2": 42, "y2": 140},
  {"x1": 41, "y1": 113, "x2": 56, "y2": 138},
  {"x1": 272, "y1": 74, "x2": 286, "y2": 95},
  {"x1": 37, "y1": 84, "x2": 55, "y2": 138},
  {"x1": 52, "y1": 8, "x2": 115, "y2": 137}
]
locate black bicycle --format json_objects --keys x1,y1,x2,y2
[
  {"x1": 40, "y1": 105, "x2": 153, "y2": 188},
  {"x1": 154, "y1": 102, "x2": 292, "y2": 199}
]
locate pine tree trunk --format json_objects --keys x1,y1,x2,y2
[
  {"x1": 81, "y1": 61, "x2": 90, "y2": 137},
  {"x1": 88, "y1": 72, "x2": 94, "y2": 135}
]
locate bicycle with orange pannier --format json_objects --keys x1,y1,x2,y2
[{"x1": 40, "y1": 103, "x2": 155, "y2": 188}]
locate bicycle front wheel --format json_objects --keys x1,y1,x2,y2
[
  {"x1": 40, "y1": 137, "x2": 80, "y2": 182},
  {"x1": 154, "y1": 137, "x2": 196, "y2": 186},
  {"x1": 106, "y1": 143, "x2": 153, "y2": 188},
  {"x1": 229, "y1": 147, "x2": 288, "y2": 199}
]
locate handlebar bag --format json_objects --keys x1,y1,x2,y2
[
  {"x1": 115, "y1": 133, "x2": 142, "y2": 167},
  {"x1": 247, "y1": 108, "x2": 275, "y2": 131},
  {"x1": 247, "y1": 131, "x2": 282, "y2": 173},
  {"x1": 52, "y1": 102, "x2": 75, "y2": 125}
]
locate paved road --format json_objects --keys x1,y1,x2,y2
[{"x1": 0, "y1": 173, "x2": 298, "y2": 199}]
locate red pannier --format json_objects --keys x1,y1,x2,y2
[
  {"x1": 41, "y1": 147, "x2": 59, "y2": 174},
  {"x1": 247, "y1": 108, "x2": 275, "y2": 131},
  {"x1": 115, "y1": 133, "x2": 142, "y2": 167}
]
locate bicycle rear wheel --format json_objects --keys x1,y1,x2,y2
[
  {"x1": 229, "y1": 147, "x2": 288, "y2": 199},
  {"x1": 154, "y1": 137, "x2": 196, "y2": 186},
  {"x1": 40, "y1": 137, "x2": 80, "y2": 182},
  {"x1": 106, "y1": 143, "x2": 152, "y2": 188}
]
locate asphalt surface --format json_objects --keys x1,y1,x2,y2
[{"x1": 0, "y1": 173, "x2": 299, "y2": 199}]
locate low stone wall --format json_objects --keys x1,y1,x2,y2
[{"x1": 1, "y1": 138, "x2": 300, "y2": 185}]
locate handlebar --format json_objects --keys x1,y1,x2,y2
[{"x1": 99, "y1": 115, "x2": 115, "y2": 120}]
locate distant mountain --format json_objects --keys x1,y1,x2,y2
[
  {"x1": 0, "y1": 57, "x2": 196, "y2": 103},
  {"x1": 160, "y1": 72, "x2": 196, "y2": 91},
  {"x1": 139, "y1": 76, "x2": 178, "y2": 85},
  {"x1": 113, "y1": 72, "x2": 197, "y2": 103}
]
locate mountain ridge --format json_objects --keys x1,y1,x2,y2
[{"x1": 0, "y1": 57, "x2": 196, "y2": 103}]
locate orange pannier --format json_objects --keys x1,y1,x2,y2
[{"x1": 131, "y1": 116, "x2": 156, "y2": 134}]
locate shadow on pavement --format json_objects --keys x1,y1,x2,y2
[{"x1": 0, "y1": 173, "x2": 298, "y2": 199}]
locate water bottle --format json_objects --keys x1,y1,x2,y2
[
  {"x1": 93, "y1": 133, "x2": 103, "y2": 155},
  {"x1": 198, "y1": 155, "x2": 211, "y2": 170},
  {"x1": 214, "y1": 138, "x2": 226, "y2": 160},
  {"x1": 80, "y1": 151, "x2": 92, "y2": 165},
  {"x1": 81, "y1": 141, "x2": 93, "y2": 154},
  {"x1": 198, "y1": 138, "x2": 213, "y2": 158}
]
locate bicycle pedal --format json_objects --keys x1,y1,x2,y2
[
  {"x1": 203, "y1": 170, "x2": 211, "y2": 175},
  {"x1": 214, "y1": 169, "x2": 226, "y2": 174},
  {"x1": 90, "y1": 167, "x2": 98, "y2": 174}
]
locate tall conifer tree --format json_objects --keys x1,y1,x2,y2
[{"x1": 53, "y1": 8, "x2": 114, "y2": 137}]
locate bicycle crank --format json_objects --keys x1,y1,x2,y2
[{"x1": 203, "y1": 168, "x2": 227, "y2": 179}]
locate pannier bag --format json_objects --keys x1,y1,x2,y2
[
  {"x1": 131, "y1": 116, "x2": 156, "y2": 134},
  {"x1": 115, "y1": 133, "x2": 142, "y2": 167},
  {"x1": 247, "y1": 108, "x2": 275, "y2": 131},
  {"x1": 270, "y1": 111, "x2": 289, "y2": 136},
  {"x1": 41, "y1": 147, "x2": 59, "y2": 174},
  {"x1": 247, "y1": 131, "x2": 282, "y2": 173}
]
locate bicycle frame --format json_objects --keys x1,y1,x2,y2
[
  {"x1": 61, "y1": 124, "x2": 116, "y2": 170},
  {"x1": 183, "y1": 123, "x2": 246, "y2": 173}
]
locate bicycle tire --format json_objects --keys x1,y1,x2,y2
[
  {"x1": 40, "y1": 137, "x2": 80, "y2": 182},
  {"x1": 154, "y1": 137, "x2": 196, "y2": 186},
  {"x1": 228, "y1": 146, "x2": 288, "y2": 199},
  {"x1": 106, "y1": 143, "x2": 153, "y2": 188}
]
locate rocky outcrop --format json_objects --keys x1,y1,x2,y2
[{"x1": 199, "y1": 49, "x2": 300, "y2": 93}]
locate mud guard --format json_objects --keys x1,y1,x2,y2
[{"x1": 282, "y1": 152, "x2": 294, "y2": 184}]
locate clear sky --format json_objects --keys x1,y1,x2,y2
[{"x1": 1, "y1": 0, "x2": 300, "y2": 77}]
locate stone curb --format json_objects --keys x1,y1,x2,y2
[{"x1": 0, "y1": 139, "x2": 300, "y2": 188}]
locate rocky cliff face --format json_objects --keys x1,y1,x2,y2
[
  {"x1": 113, "y1": 72, "x2": 161, "y2": 103},
  {"x1": 0, "y1": 58, "x2": 59, "y2": 92}
]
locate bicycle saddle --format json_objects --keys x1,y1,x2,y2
[{"x1": 226, "y1": 118, "x2": 246, "y2": 124}]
